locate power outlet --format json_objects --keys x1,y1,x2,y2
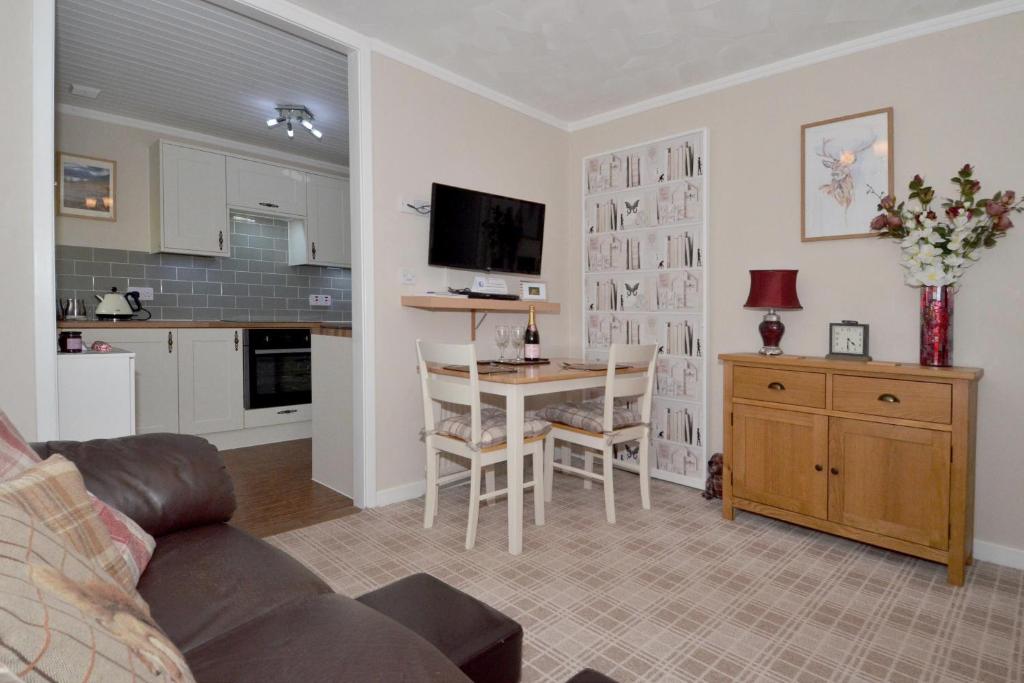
[
  {"x1": 309, "y1": 294, "x2": 332, "y2": 307},
  {"x1": 129, "y1": 287, "x2": 154, "y2": 301},
  {"x1": 400, "y1": 269, "x2": 416, "y2": 285}
]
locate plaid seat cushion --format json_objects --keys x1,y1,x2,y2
[
  {"x1": 0, "y1": 411, "x2": 155, "y2": 586},
  {"x1": 539, "y1": 398, "x2": 642, "y2": 433},
  {"x1": 0, "y1": 498, "x2": 194, "y2": 682},
  {"x1": 436, "y1": 407, "x2": 551, "y2": 448}
]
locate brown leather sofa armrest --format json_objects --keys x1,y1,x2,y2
[{"x1": 31, "y1": 433, "x2": 236, "y2": 538}]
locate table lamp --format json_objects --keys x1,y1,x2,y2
[{"x1": 744, "y1": 269, "x2": 802, "y2": 355}]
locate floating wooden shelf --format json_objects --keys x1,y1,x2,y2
[{"x1": 401, "y1": 295, "x2": 560, "y2": 340}]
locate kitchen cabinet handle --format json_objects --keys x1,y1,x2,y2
[
  {"x1": 277, "y1": 409, "x2": 298, "y2": 415},
  {"x1": 767, "y1": 381, "x2": 785, "y2": 391},
  {"x1": 168, "y1": 331, "x2": 173, "y2": 353},
  {"x1": 234, "y1": 331, "x2": 239, "y2": 351},
  {"x1": 877, "y1": 393, "x2": 900, "y2": 404},
  {"x1": 258, "y1": 201, "x2": 280, "y2": 208},
  {"x1": 218, "y1": 230, "x2": 224, "y2": 250},
  {"x1": 814, "y1": 464, "x2": 823, "y2": 472},
  {"x1": 311, "y1": 241, "x2": 317, "y2": 260},
  {"x1": 830, "y1": 467, "x2": 840, "y2": 475}
]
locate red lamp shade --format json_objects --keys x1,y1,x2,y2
[{"x1": 744, "y1": 270, "x2": 802, "y2": 310}]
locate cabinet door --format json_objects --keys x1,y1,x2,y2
[
  {"x1": 732, "y1": 403, "x2": 828, "y2": 518},
  {"x1": 305, "y1": 173, "x2": 350, "y2": 267},
  {"x1": 177, "y1": 329, "x2": 244, "y2": 435},
  {"x1": 226, "y1": 157, "x2": 306, "y2": 216},
  {"x1": 81, "y1": 329, "x2": 179, "y2": 434},
  {"x1": 160, "y1": 143, "x2": 228, "y2": 256},
  {"x1": 828, "y1": 418, "x2": 950, "y2": 549}
]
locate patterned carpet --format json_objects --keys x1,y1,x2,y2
[{"x1": 268, "y1": 469, "x2": 1024, "y2": 682}]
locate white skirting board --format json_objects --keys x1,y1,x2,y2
[
  {"x1": 374, "y1": 479, "x2": 427, "y2": 508},
  {"x1": 974, "y1": 539, "x2": 1024, "y2": 570}
]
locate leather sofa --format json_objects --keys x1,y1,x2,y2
[{"x1": 31, "y1": 434, "x2": 513, "y2": 682}]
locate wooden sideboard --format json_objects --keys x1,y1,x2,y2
[{"x1": 719, "y1": 353, "x2": 982, "y2": 585}]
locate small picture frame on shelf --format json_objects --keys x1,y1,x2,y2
[{"x1": 520, "y1": 281, "x2": 547, "y2": 301}]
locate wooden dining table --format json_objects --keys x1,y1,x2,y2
[{"x1": 427, "y1": 359, "x2": 647, "y2": 555}]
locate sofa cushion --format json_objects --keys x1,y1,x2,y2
[
  {"x1": 357, "y1": 573, "x2": 523, "y2": 683},
  {"x1": 139, "y1": 523, "x2": 331, "y2": 653},
  {"x1": 0, "y1": 499, "x2": 194, "y2": 682},
  {"x1": 185, "y1": 594, "x2": 471, "y2": 683},
  {"x1": 539, "y1": 398, "x2": 641, "y2": 433},
  {"x1": 33, "y1": 433, "x2": 236, "y2": 538},
  {"x1": 436, "y1": 407, "x2": 551, "y2": 448}
]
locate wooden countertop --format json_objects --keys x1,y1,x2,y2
[
  {"x1": 718, "y1": 352, "x2": 982, "y2": 381},
  {"x1": 57, "y1": 320, "x2": 352, "y2": 337}
]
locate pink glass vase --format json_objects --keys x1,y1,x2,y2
[{"x1": 920, "y1": 285, "x2": 954, "y2": 367}]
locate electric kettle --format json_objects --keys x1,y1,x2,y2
[{"x1": 94, "y1": 287, "x2": 150, "y2": 321}]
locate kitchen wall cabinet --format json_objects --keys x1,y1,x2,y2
[
  {"x1": 289, "y1": 173, "x2": 350, "y2": 267},
  {"x1": 226, "y1": 157, "x2": 306, "y2": 217},
  {"x1": 721, "y1": 354, "x2": 982, "y2": 586},
  {"x1": 81, "y1": 329, "x2": 179, "y2": 434},
  {"x1": 177, "y1": 328, "x2": 244, "y2": 435},
  {"x1": 152, "y1": 141, "x2": 228, "y2": 256}
]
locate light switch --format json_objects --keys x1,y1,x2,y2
[{"x1": 400, "y1": 269, "x2": 416, "y2": 285}]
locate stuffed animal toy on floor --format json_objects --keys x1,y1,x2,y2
[{"x1": 703, "y1": 452, "x2": 723, "y2": 500}]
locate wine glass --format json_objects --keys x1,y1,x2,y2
[
  {"x1": 495, "y1": 325, "x2": 510, "y2": 361},
  {"x1": 510, "y1": 325, "x2": 525, "y2": 361}
]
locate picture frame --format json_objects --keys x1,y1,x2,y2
[
  {"x1": 57, "y1": 153, "x2": 117, "y2": 221},
  {"x1": 520, "y1": 281, "x2": 547, "y2": 301},
  {"x1": 801, "y1": 107, "x2": 893, "y2": 242}
]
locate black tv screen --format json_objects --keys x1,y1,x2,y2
[{"x1": 428, "y1": 183, "x2": 545, "y2": 276}]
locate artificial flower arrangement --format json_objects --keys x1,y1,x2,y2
[{"x1": 869, "y1": 164, "x2": 1021, "y2": 286}]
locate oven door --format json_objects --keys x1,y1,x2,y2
[{"x1": 247, "y1": 350, "x2": 312, "y2": 409}]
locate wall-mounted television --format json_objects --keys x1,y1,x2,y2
[{"x1": 428, "y1": 183, "x2": 545, "y2": 276}]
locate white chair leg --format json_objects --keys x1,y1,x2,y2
[
  {"x1": 424, "y1": 447, "x2": 438, "y2": 529},
  {"x1": 583, "y1": 451, "x2": 594, "y2": 490},
  {"x1": 639, "y1": 432, "x2": 652, "y2": 510},
  {"x1": 466, "y1": 456, "x2": 481, "y2": 550},
  {"x1": 485, "y1": 468, "x2": 497, "y2": 506},
  {"x1": 543, "y1": 435, "x2": 555, "y2": 503},
  {"x1": 532, "y1": 442, "x2": 545, "y2": 526},
  {"x1": 602, "y1": 446, "x2": 616, "y2": 524}
]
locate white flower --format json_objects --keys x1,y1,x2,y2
[
  {"x1": 921, "y1": 214, "x2": 938, "y2": 229},
  {"x1": 943, "y1": 254, "x2": 965, "y2": 268},
  {"x1": 916, "y1": 264, "x2": 953, "y2": 287},
  {"x1": 947, "y1": 239, "x2": 964, "y2": 253},
  {"x1": 926, "y1": 230, "x2": 945, "y2": 245},
  {"x1": 917, "y1": 244, "x2": 942, "y2": 263},
  {"x1": 905, "y1": 198, "x2": 923, "y2": 214},
  {"x1": 901, "y1": 231, "x2": 925, "y2": 248}
]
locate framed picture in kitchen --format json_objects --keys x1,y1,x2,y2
[
  {"x1": 57, "y1": 153, "x2": 116, "y2": 221},
  {"x1": 801, "y1": 107, "x2": 893, "y2": 241}
]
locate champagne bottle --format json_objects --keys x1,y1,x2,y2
[{"x1": 524, "y1": 305, "x2": 541, "y2": 360}]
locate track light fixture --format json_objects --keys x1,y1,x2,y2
[{"x1": 265, "y1": 105, "x2": 323, "y2": 141}]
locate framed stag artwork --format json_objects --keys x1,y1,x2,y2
[{"x1": 801, "y1": 107, "x2": 893, "y2": 241}]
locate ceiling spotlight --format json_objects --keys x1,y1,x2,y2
[{"x1": 266, "y1": 105, "x2": 324, "y2": 142}]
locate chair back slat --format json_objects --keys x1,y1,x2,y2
[
  {"x1": 416, "y1": 340, "x2": 482, "y2": 442},
  {"x1": 601, "y1": 344, "x2": 658, "y2": 430},
  {"x1": 426, "y1": 376, "x2": 474, "y2": 405}
]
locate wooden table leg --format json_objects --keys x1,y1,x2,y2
[{"x1": 505, "y1": 387, "x2": 525, "y2": 555}]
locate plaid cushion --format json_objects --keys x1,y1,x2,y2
[
  {"x1": 0, "y1": 498, "x2": 194, "y2": 682},
  {"x1": 436, "y1": 407, "x2": 551, "y2": 448},
  {"x1": 0, "y1": 455, "x2": 138, "y2": 595},
  {"x1": 0, "y1": 411, "x2": 155, "y2": 585},
  {"x1": 539, "y1": 398, "x2": 642, "y2": 433}
]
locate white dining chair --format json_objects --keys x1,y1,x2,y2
[
  {"x1": 540, "y1": 344, "x2": 658, "y2": 524},
  {"x1": 416, "y1": 340, "x2": 551, "y2": 549}
]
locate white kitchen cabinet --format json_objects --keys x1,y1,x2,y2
[
  {"x1": 312, "y1": 334, "x2": 353, "y2": 497},
  {"x1": 177, "y1": 328, "x2": 244, "y2": 435},
  {"x1": 81, "y1": 329, "x2": 179, "y2": 435},
  {"x1": 58, "y1": 350, "x2": 136, "y2": 441},
  {"x1": 153, "y1": 142, "x2": 229, "y2": 256},
  {"x1": 226, "y1": 157, "x2": 306, "y2": 216},
  {"x1": 289, "y1": 173, "x2": 350, "y2": 267}
]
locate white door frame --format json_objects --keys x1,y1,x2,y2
[{"x1": 34, "y1": 0, "x2": 378, "y2": 506}]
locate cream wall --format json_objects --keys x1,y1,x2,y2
[
  {"x1": 568, "y1": 15, "x2": 1024, "y2": 556},
  {"x1": 372, "y1": 54, "x2": 575, "y2": 493},
  {"x1": 0, "y1": 1, "x2": 42, "y2": 437},
  {"x1": 55, "y1": 113, "x2": 347, "y2": 251}
]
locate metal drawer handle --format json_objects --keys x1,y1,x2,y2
[
  {"x1": 877, "y1": 393, "x2": 900, "y2": 404},
  {"x1": 234, "y1": 331, "x2": 240, "y2": 351},
  {"x1": 768, "y1": 382, "x2": 785, "y2": 391},
  {"x1": 277, "y1": 409, "x2": 298, "y2": 415},
  {"x1": 259, "y1": 201, "x2": 280, "y2": 208},
  {"x1": 218, "y1": 230, "x2": 224, "y2": 250},
  {"x1": 168, "y1": 331, "x2": 173, "y2": 353}
]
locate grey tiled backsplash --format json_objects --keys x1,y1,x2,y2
[{"x1": 56, "y1": 214, "x2": 351, "y2": 323}]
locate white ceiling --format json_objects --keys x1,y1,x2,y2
[
  {"x1": 291, "y1": 0, "x2": 996, "y2": 124},
  {"x1": 55, "y1": 0, "x2": 349, "y2": 165}
]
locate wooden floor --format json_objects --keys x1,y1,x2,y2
[{"x1": 221, "y1": 438, "x2": 358, "y2": 538}]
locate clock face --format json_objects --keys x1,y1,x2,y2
[{"x1": 832, "y1": 325, "x2": 865, "y2": 354}]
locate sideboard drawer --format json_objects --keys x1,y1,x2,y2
[
  {"x1": 833, "y1": 375, "x2": 951, "y2": 424},
  {"x1": 733, "y1": 366, "x2": 826, "y2": 408}
]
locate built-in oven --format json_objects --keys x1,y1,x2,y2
[{"x1": 244, "y1": 328, "x2": 312, "y2": 409}]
